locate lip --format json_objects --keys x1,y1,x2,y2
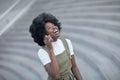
[
  {"x1": 54, "y1": 31, "x2": 59, "y2": 34},
  {"x1": 53, "y1": 30, "x2": 59, "y2": 35},
  {"x1": 54, "y1": 29, "x2": 58, "y2": 33}
]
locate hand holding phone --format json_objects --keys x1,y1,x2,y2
[{"x1": 44, "y1": 35, "x2": 53, "y2": 49}]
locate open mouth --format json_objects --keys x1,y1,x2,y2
[{"x1": 54, "y1": 30, "x2": 59, "y2": 34}]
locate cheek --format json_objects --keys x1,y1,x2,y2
[
  {"x1": 46, "y1": 30, "x2": 53, "y2": 35},
  {"x1": 46, "y1": 30, "x2": 50, "y2": 35}
]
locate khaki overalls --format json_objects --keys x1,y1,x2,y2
[{"x1": 42, "y1": 39, "x2": 75, "y2": 80}]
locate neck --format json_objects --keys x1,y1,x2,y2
[
  {"x1": 53, "y1": 39, "x2": 57, "y2": 42},
  {"x1": 52, "y1": 37, "x2": 58, "y2": 42}
]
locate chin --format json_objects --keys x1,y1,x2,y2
[
  {"x1": 53, "y1": 35, "x2": 60, "y2": 40},
  {"x1": 56, "y1": 34, "x2": 60, "y2": 38}
]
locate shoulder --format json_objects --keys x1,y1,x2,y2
[
  {"x1": 38, "y1": 48, "x2": 47, "y2": 54},
  {"x1": 64, "y1": 38, "x2": 74, "y2": 55},
  {"x1": 38, "y1": 48, "x2": 51, "y2": 65},
  {"x1": 65, "y1": 38, "x2": 72, "y2": 45},
  {"x1": 60, "y1": 38, "x2": 73, "y2": 47},
  {"x1": 38, "y1": 48, "x2": 48, "y2": 58}
]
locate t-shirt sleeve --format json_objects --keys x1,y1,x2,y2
[
  {"x1": 65, "y1": 39, "x2": 74, "y2": 55},
  {"x1": 38, "y1": 49, "x2": 51, "y2": 65}
]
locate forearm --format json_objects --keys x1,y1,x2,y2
[
  {"x1": 49, "y1": 49, "x2": 60, "y2": 79},
  {"x1": 43, "y1": 35, "x2": 60, "y2": 79},
  {"x1": 72, "y1": 66, "x2": 82, "y2": 80}
]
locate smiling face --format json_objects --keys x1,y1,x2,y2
[{"x1": 45, "y1": 22, "x2": 60, "y2": 41}]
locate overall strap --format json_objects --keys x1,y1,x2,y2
[
  {"x1": 42, "y1": 46, "x2": 49, "y2": 53},
  {"x1": 61, "y1": 38, "x2": 71, "y2": 58}
]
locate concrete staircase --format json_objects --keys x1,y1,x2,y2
[{"x1": 0, "y1": 0, "x2": 120, "y2": 80}]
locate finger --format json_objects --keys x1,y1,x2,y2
[
  {"x1": 44, "y1": 35, "x2": 48, "y2": 38},
  {"x1": 44, "y1": 35, "x2": 49, "y2": 41},
  {"x1": 43, "y1": 39, "x2": 47, "y2": 45},
  {"x1": 48, "y1": 38, "x2": 51, "y2": 42}
]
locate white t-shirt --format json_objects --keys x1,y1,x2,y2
[{"x1": 38, "y1": 39, "x2": 74, "y2": 65}]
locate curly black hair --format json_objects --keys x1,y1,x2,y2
[{"x1": 29, "y1": 13, "x2": 61, "y2": 46}]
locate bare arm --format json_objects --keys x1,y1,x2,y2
[
  {"x1": 71, "y1": 55, "x2": 83, "y2": 80},
  {"x1": 44, "y1": 35, "x2": 60, "y2": 80}
]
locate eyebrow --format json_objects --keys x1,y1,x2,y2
[{"x1": 47, "y1": 25, "x2": 54, "y2": 28}]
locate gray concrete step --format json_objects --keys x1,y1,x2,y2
[{"x1": 0, "y1": 0, "x2": 120, "y2": 80}]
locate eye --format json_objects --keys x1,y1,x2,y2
[{"x1": 47, "y1": 26, "x2": 52, "y2": 30}]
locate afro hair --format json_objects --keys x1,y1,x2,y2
[{"x1": 29, "y1": 13, "x2": 61, "y2": 46}]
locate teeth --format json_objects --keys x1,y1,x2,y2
[
  {"x1": 54, "y1": 31, "x2": 58, "y2": 34},
  {"x1": 55, "y1": 31, "x2": 57, "y2": 33},
  {"x1": 54, "y1": 30, "x2": 58, "y2": 33}
]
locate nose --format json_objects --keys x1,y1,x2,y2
[
  {"x1": 53, "y1": 25, "x2": 57, "y2": 29},
  {"x1": 52, "y1": 26, "x2": 58, "y2": 30}
]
